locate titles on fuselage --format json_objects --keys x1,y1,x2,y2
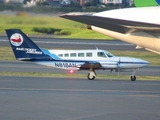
[{"x1": 55, "y1": 62, "x2": 76, "y2": 68}]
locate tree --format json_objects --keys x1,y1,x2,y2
[
  {"x1": 90, "y1": 0, "x2": 98, "y2": 6},
  {"x1": 23, "y1": 0, "x2": 31, "y2": 4}
]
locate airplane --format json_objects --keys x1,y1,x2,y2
[
  {"x1": 6, "y1": 29, "x2": 149, "y2": 81},
  {"x1": 60, "y1": 5, "x2": 160, "y2": 54}
]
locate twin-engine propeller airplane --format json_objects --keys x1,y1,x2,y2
[{"x1": 6, "y1": 29, "x2": 149, "y2": 81}]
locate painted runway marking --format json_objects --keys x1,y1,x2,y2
[
  {"x1": 0, "y1": 88, "x2": 159, "y2": 97},
  {"x1": 0, "y1": 39, "x2": 133, "y2": 46}
]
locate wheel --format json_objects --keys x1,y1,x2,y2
[
  {"x1": 130, "y1": 75, "x2": 136, "y2": 81},
  {"x1": 87, "y1": 73, "x2": 95, "y2": 80}
]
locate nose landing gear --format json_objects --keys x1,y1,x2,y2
[
  {"x1": 130, "y1": 70, "x2": 136, "y2": 81},
  {"x1": 130, "y1": 75, "x2": 136, "y2": 81}
]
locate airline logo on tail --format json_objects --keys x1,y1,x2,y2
[{"x1": 10, "y1": 33, "x2": 23, "y2": 46}]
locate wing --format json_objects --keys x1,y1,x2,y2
[
  {"x1": 60, "y1": 13, "x2": 160, "y2": 34},
  {"x1": 76, "y1": 61, "x2": 102, "y2": 70}
]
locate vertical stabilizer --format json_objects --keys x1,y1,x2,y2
[
  {"x1": 134, "y1": 0, "x2": 159, "y2": 7},
  {"x1": 6, "y1": 29, "x2": 51, "y2": 61}
]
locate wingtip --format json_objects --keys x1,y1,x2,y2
[{"x1": 60, "y1": 12, "x2": 94, "y2": 17}]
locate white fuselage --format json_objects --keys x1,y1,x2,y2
[
  {"x1": 94, "y1": 6, "x2": 160, "y2": 24},
  {"x1": 36, "y1": 49, "x2": 149, "y2": 70},
  {"x1": 91, "y1": 6, "x2": 160, "y2": 54}
]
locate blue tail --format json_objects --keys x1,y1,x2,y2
[{"x1": 6, "y1": 29, "x2": 53, "y2": 61}]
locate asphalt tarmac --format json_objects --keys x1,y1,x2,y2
[
  {"x1": 0, "y1": 76, "x2": 160, "y2": 120},
  {"x1": 0, "y1": 36, "x2": 160, "y2": 120},
  {"x1": 0, "y1": 36, "x2": 142, "y2": 50},
  {"x1": 0, "y1": 60, "x2": 160, "y2": 77}
]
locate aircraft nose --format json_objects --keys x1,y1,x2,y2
[
  {"x1": 138, "y1": 59, "x2": 150, "y2": 67},
  {"x1": 119, "y1": 57, "x2": 149, "y2": 68}
]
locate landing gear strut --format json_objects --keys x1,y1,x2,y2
[
  {"x1": 87, "y1": 70, "x2": 96, "y2": 80},
  {"x1": 130, "y1": 70, "x2": 136, "y2": 81}
]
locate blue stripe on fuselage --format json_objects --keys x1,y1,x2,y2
[
  {"x1": 119, "y1": 62, "x2": 149, "y2": 65},
  {"x1": 42, "y1": 49, "x2": 61, "y2": 60}
]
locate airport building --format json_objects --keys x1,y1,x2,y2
[
  {"x1": 99, "y1": 0, "x2": 122, "y2": 5},
  {"x1": 2, "y1": 0, "x2": 24, "y2": 3}
]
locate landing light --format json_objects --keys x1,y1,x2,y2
[{"x1": 70, "y1": 70, "x2": 74, "y2": 74}]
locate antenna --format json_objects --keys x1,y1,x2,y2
[{"x1": 95, "y1": 45, "x2": 98, "y2": 50}]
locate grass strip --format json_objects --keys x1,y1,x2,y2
[
  {"x1": 0, "y1": 14, "x2": 113, "y2": 39},
  {"x1": 0, "y1": 71, "x2": 160, "y2": 80}
]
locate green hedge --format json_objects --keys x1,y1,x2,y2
[
  {"x1": 32, "y1": 27, "x2": 61, "y2": 34},
  {"x1": 60, "y1": 30, "x2": 71, "y2": 35}
]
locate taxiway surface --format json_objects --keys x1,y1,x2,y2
[
  {"x1": 0, "y1": 76, "x2": 160, "y2": 120},
  {"x1": 0, "y1": 60, "x2": 160, "y2": 77},
  {"x1": 0, "y1": 36, "x2": 140, "y2": 50}
]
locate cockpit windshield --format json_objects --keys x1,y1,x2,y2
[
  {"x1": 105, "y1": 51, "x2": 114, "y2": 57},
  {"x1": 97, "y1": 51, "x2": 114, "y2": 58},
  {"x1": 97, "y1": 52, "x2": 107, "y2": 57}
]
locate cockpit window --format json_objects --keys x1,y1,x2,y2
[
  {"x1": 105, "y1": 51, "x2": 114, "y2": 57},
  {"x1": 97, "y1": 52, "x2": 106, "y2": 58}
]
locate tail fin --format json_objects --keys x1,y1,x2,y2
[
  {"x1": 6, "y1": 29, "x2": 52, "y2": 61},
  {"x1": 134, "y1": 0, "x2": 159, "y2": 7}
]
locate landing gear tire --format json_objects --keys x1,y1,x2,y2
[
  {"x1": 87, "y1": 73, "x2": 95, "y2": 80},
  {"x1": 130, "y1": 75, "x2": 136, "y2": 81}
]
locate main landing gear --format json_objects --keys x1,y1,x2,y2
[
  {"x1": 87, "y1": 70, "x2": 96, "y2": 80},
  {"x1": 130, "y1": 70, "x2": 136, "y2": 81},
  {"x1": 87, "y1": 69, "x2": 137, "y2": 81}
]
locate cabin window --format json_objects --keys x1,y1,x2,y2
[
  {"x1": 86, "y1": 52, "x2": 92, "y2": 57},
  {"x1": 64, "y1": 53, "x2": 69, "y2": 57},
  {"x1": 97, "y1": 52, "x2": 106, "y2": 58},
  {"x1": 58, "y1": 54, "x2": 63, "y2": 57},
  {"x1": 78, "y1": 53, "x2": 84, "y2": 57},
  {"x1": 70, "y1": 53, "x2": 76, "y2": 57}
]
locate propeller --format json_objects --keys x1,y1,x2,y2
[{"x1": 117, "y1": 57, "x2": 121, "y2": 76}]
